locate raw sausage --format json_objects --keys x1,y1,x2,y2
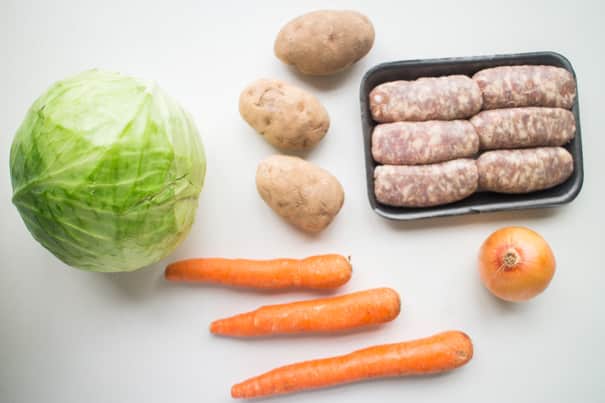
[
  {"x1": 372, "y1": 120, "x2": 479, "y2": 165},
  {"x1": 476, "y1": 147, "x2": 573, "y2": 193},
  {"x1": 369, "y1": 75, "x2": 482, "y2": 122},
  {"x1": 472, "y1": 65, "x2": 576, "y2": 109},
  {"x1": 374, "y1": 159, "x2": 478, "y2": 207},
  {"x1": 470, "y1": 107, "x2": 576, "y2": 150}
]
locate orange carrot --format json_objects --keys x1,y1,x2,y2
[
  {"x1": 210, "y1": 287, "x2": 400, "y2": 337},
  {"x1": 231, "y1": 330, "x2": 473, "y2": 398},
  {"x1": 165, "y1": 254, "x2": 351, "y2": 290}
]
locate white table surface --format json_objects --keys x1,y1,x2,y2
[{"x1": 1, "y1": 1, "x2": 604, "y2": 402}]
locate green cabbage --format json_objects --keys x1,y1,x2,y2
[{"x1": 10, "y1": 70, "x2": 206, "y2": 272}]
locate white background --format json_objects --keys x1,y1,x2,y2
[{"x1": 1, "y1": 1, "x2": 604, "y2": 402}]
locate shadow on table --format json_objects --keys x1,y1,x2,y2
[
  {"x1": 286, "y1": 63, "x2": 364, "y2": 91},
  {"x1": 99, "y1": 263, "x2": 166, "y2": 301},
  {"x1": 383, "y1": 207, "x2": 560, "y2": 232},
  {"x1": 99, "y1": 260, "x2": 349, "y2": 302},
  {"x1": 234, "y1": 368, "x2": 465, "y2": 402}
]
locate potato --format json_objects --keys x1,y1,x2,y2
[
  {"x1": 239, "y1": 79, "x2": 330, "y2": 151},
  {"x1": 256, "y1": 155, "x2": 344, "y2": 233},
  {"x1": 274, "y1": 10, "x2": 375, "y2": 76}
]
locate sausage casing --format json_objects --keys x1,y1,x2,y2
[
  {"x1": 470, "y1": 107, "x2": 576, "y2": 150},
  {"x1": 472, "y1": 65, "x2": 576, "y2": 109},
  {"x1": 374, "y1": 159, "x2": 478, "y2": 207},
  {"x1": 369, "y1": 75, "x2": 482, "y2": 122},
  {"x1": 372, "y1": 120, "x2": 479, "y2": 165},
  {"x1": 476, "y1": 147, "x2": 573, "y2": 193}
]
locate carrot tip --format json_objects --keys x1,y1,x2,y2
[
  {"x1": 164, "y1": 265, "x2": 178, "y2": 280},
  {"x1": 231, "y1": 384, "x2": 241, "y2": 398},
  {"x1": 209, "y1": 320, "x2": 220, "y2": 334}
]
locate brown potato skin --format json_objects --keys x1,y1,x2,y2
[
  {"x1": 256, "y1": 155, "x2": 344, "y2": 233},
  {"x1": 239, "y1": 79, "x2": 329, "y2": 151},
  {"x1": 274, "y1": 10, "x2": 375, "y2": 76}
]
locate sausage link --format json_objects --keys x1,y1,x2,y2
[
  {"x1": 369, "y1": 75, "x2": 482, "y2": 122},
  {"x1": 477, "y1": 147, "x2": 573, "y2": 193},
  {"x1": 372, "y1": 120, "x2": 479, "y2": 165},
  {"x1": 374, "y1": 159, "x2": 478, "y2": 207},
  {"x1": 472, "y1": 65, "x2": 576, "y2": 109},
  {"x1": 470, "y1": 107, "x2": 576, "y2": 150}
]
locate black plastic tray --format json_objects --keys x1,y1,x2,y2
[{"x1": 360, "y1": 51, "x2": 584, "y2": 221}]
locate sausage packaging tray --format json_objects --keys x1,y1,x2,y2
[{"x1": 360, "y1": 51, "x2": 584, "y2": 220}]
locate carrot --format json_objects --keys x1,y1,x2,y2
[
  {"x1": 210, "y1": 287, "x2": 400, "y2": 337},
  {"x1": 231, "y1": 330, "x2": 473, "y2": 398},
  {"x1": 164, "y1": 254, "x2": 352, "y2": 290}
]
